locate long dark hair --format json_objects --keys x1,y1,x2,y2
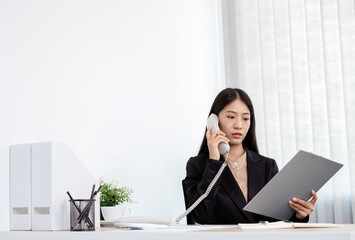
[{"x1": 198, "y1": 88, "x2": 259, "y2": 154}]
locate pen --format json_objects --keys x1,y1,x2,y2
[{"x1": 77, "y1": 185, "x2": 102, "y2": 224}]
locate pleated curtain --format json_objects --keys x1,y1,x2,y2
[{"x1": 221, "y1": 0, "x2": 355, "y2": 223}]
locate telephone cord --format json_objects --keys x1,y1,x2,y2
[{"x1": 175, "y1": 153, "x2": 228, "y2": 224}]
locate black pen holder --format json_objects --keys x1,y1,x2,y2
[{"x1": 69, "y1": 199, "x2": 95, "y2": 231}]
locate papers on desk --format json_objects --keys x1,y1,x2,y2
[
  {"x1": 112, "y1": 216, "x2": 238, "y2": 231},
  {"x1": 161, "y1": 225, "x2": 238, "y2": 232},
  {"x1": 238, "y1": 221, "x2": 345, "y2": 230},
  {"x1": 112, "y1": 223, "x2": 238, "y2": 231},
  {"x1": 114, "y1": 223, "x2": 169, "y2": 230},
  {"x1": 113, "y1": 216, "x2": 170, "y2": 230}
]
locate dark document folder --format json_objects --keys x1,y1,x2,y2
[{"x1": 243, "y1": 150, "x2": 343, "y2": 220}]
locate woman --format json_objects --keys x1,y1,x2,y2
[{"x1": 184, "y1": 88, "x2": 317, "y2": 224}]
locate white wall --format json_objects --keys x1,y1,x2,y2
[{"x1": 0, "y1": 0, "x2": 222, "y2": 229}]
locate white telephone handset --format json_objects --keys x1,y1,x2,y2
[
  {"x1": 175, "y1": 114, "x2": 229, "y2": 224},
  {"x1": 206, "y1": 113, "x2": 230, "y2": 155}
]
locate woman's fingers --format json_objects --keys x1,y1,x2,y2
[
  {"x1": 213, "y1": 134, "x2": 229, "y2": 145},
  {"x1": 289, "y1": 199, "x2": 313, "y2": 212},
  {"x1": 206, "y1": 127, "x2": 228, "y2": 143},
  {"x1": 289, "y1": 200, "x2": 309, "y2": 219},
  {"x1": 211, "y1": 130, "x2": 227, "y2": 138},
  {"x1": 206, "y1": 127, "x2": 229, "y2": 160},
  {"x1": 289, "y1": 202, "x2": 309, "y2": 219},
  {"x1": 309, "y1": 190, "x2": 318, "y2": 205},
  {"x1": 216, "y1": 136, "x2": 229, "y2": 144},
  {"x1": 289, "y1": 190, "x2": 317, "y2": 220}
]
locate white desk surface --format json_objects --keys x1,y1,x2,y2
[{"x1": 1, "y1": 224, "x2": 355, "y2": 240}]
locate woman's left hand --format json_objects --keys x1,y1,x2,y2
[{"x1": 289, "y1": 190, "x2": 318, "y2": 220}]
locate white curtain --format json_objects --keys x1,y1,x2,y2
[{"x1": 221, "y1": 0, "x2": 355, "y2": 223}]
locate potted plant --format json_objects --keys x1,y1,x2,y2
[{"x1": 99, "y1": 178, "x2": 134, "y2": 221}]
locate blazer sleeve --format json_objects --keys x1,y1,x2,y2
[{"x1": 184, "y1": 154, "x2": 224, "y2": 223}]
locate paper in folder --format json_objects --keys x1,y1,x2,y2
[{"x1": 243, "y1": 150, "x2": 343, "y2": 220}]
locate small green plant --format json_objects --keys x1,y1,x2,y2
[{"x1": 99, "y1": 178, "x2": 134, "y2": 207}]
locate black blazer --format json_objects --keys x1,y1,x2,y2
[{"x1": 184, "y1": 148, "x2": 308, "y2": 224}]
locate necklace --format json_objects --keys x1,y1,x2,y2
[
  {"x1": 231, "y1": 161, "x2": 238, "y2": 169},
  {"x1": 228, "y1": 150, "x2": 246, "y2": 170}
]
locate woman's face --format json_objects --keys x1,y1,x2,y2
[{"x1": 218, "y1": 98, "x2": 251, "y2": 146}]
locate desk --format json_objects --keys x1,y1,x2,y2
[{"x1": 1, "y1": 225, "x2": 355, "y2": 240}]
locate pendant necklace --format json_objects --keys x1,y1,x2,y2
[{"x1": 228, "y1": 150, "x2": 246, "y2": 170}]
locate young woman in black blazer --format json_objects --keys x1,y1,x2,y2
[{"x1": 184, "y1": 88, "x2": 317, "y2": 224}]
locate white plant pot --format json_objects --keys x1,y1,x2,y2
[{"x1": 101, "y1": 206, "x2": 131, "y2": 221}]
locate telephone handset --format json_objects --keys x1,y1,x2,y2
[
  {"x1": 175, "y1": 113, "x2": 229, "y2": 224},
  {"x1": 206, "y1": 113, "x2": 230, "y2": 155}
]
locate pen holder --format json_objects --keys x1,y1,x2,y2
[{"x1": 69, "y1": 199, "x2": 96, "y2": 231}]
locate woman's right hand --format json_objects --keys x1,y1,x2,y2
[{"x1": 206, "y1": 126, "x2": 230, "y2": 160}]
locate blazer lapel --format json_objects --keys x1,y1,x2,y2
[
  {"x1": 221, "y1": 165, "x2": 255, "y2": 222},
  {"x1": 221, "y1": 148, "x2": 266, "y2": 223},
  {"x1": 246, "y1": 149, "x2": 266, "y2": 202}
]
